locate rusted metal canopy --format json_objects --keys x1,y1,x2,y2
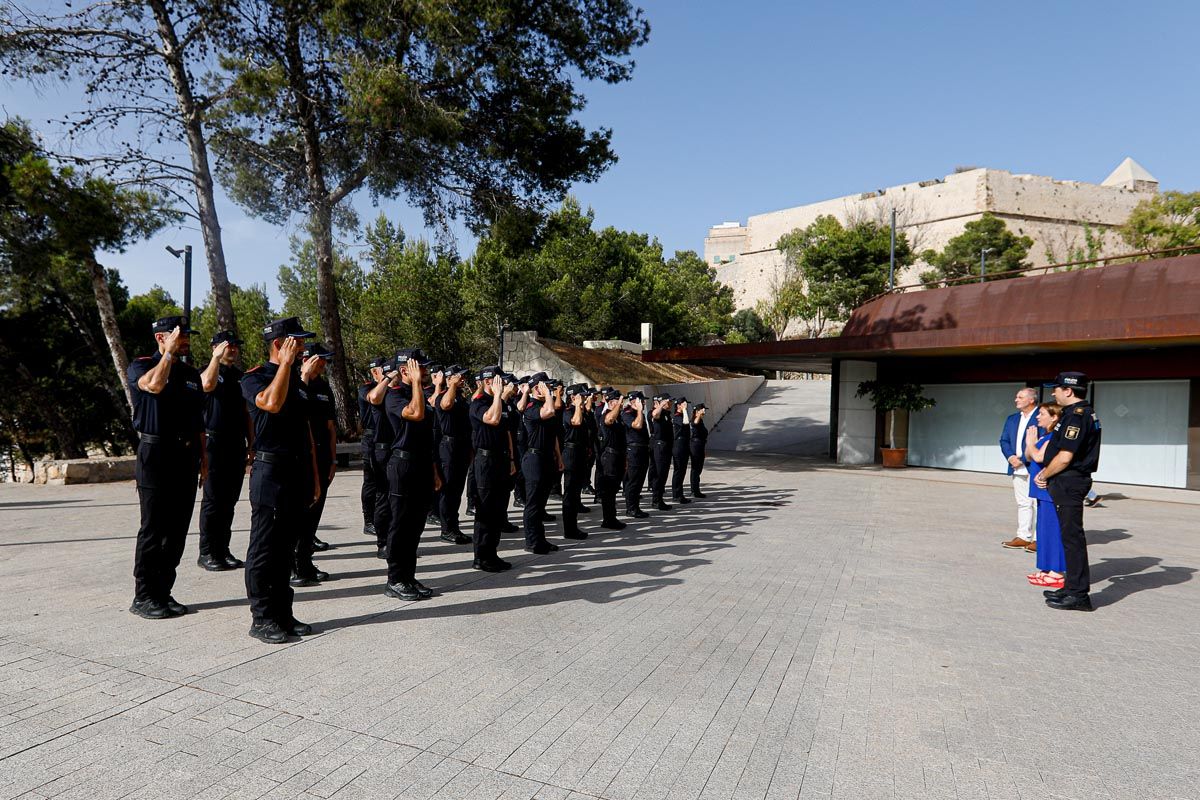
[{"x1": 644, "y1": 254, "x2": 1200, "y2": 373}]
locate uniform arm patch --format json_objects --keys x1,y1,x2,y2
[{"x1": 1065, "y1": 426, "x2": 1080, "y2": 440}]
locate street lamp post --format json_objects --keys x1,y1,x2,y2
[
  {"x1": 165, "y1": 244, "x2": 193, "y2": 326},
  {"x1": 980, "y1": 247, "x2": 995, "y2": 283},
  {"x1": 888, "y1": 207, "x2": 897, "y2": 291}
]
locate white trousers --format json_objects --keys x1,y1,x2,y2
[{"x1": 1012, "y1": 472, "x2": 1036, "y2": 541}]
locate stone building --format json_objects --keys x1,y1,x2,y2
[{"x1": 705, "y1": 158, "x2": 1160, "y2": 309}]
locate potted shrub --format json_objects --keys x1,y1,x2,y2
[{"x1": 855, "y1": 380, "x2": 937, "y2": 467}]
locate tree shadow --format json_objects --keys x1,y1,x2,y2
[{"x1": 1090, "y1": 557, "x2": 1196, "y2": 607}]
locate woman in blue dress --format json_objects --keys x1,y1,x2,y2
[{"x1": 1024, "y1": 402, "x2": 1066, "y2": 588}]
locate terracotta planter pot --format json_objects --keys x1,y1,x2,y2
[{"x1": 880, "y1": 447, "x2": 908, "y2": 468}]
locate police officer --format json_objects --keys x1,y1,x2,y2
[
  {"x1": 360, "y1": 357, "x2": 395, "y2": 558},
  {"x1": 127, "y1": 316, "x2": 205, "y2": 619},
  {"x1": 292, "y1": 340, "x2": 337, "y2": 587},
  {"x1": 622, "y1": 391, "x2": 650, "y2": 518},
  {"x1": 358, "y1": 356, "x2": 389, "y2": 538},
  {"x1": 240, "y1": 317, "x2": 320, "y2": 643},
  {"x1": 689, "y1": 403, "x2": 709, "y2": 498},
  {"x1": 197, "y1": 330, "x2": 250, "y2": 572},
  {"x1": 499, "y1": 374, "x2": 523, "y2": 534},
  {"x1": 670, "y1": 398, "x2": 692, "y2": 504},
  {"x1": 520, "y1": 372, "x2": 562, "y2": 554},
  {"x1": 436, "y1": 365, "x2": 473, "y2": 545},
  {"x1": 469, "y1": 366, "x2": 515, "y2": 571},
  {"x1": 1035, "y1": 372, "x2": 1102, "y2": 612},
  {"x1": 559, "y1": 384, "x2": 589, "y2": 540},
  {"x1": 647, "y1": 394, "x2": 674, "y2": 511},
  {"x1": 595, "y1": 389, "x2": 627, "y2": 530},
  {"x1": 382, "y1": 349, "x2": 441, "y2": 601},
  {"x1": 511, "y1": 377, "x2": 531, "y2": 508}
]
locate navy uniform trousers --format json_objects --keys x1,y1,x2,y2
[
  {"x1": 134, "y1": 437, "x2": 200, "y2": 603},
  {"x1": 245, "y1": 456, "x2": 304, "y2": 625}
]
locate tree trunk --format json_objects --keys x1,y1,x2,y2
[
  {"x1": 86, "y1": 256, "x2": 134, "y2": 415},
  {"x1": 147, "y1": 0, "x2": 237, "y2": 334},
  {"x1": 282, "y1": 14, "x2": 357, "y2": 434}
]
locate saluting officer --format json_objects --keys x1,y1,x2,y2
[
  {"x1": 358, "y1": 356, "x2": 388, "y2": 538},
  {"x1": 197, "y1": 330, "x2": 250, "y2": 572},
  {"x1": 437, "y1": 365, "x2": 473, "y2": 545},
  {"x1": 670, "y1": 398, "x2": 692, "y2": 504},
  {"x1": 648, "y1": 394, "x2": 674, "y2": 511},
  {"x1": 559, "y1": 384, "x2": 589, "y2": 540},
  {"x1": 469, "y1": 366, "x2": 515, "y2": 572},
  {"x1": 595, "y1": 389, "x2": 627, "y2": 530},
  {"x1": 622, "y1": 391, "x2": 650, "y2": 518},
  {"x1": 292, "y1": 340, "x2": 337, "y2": 587},
  {"x1": 1035, "y1": 372, "x2": 1103, "y2": 612},
  {"x1": 240, "y1": 317, "x2": 320, "y2": 643},
  {"x1": 382, "y1": 349, "x2": 441, "y2": 601},
  {"x1": 360, "y1": 357, "x2": 394, "y2": 558},
  {"x1": 689, "y1": 403, "x2": 709, "y2": 498},
  {"x1": 520, "y1": 372, "x2": 562, "y2": 554},
  {"x1": 127, "y1": 316, "x2": 205, "y2": 619}
]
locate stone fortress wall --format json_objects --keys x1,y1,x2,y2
[{"x1": 705, "y1": 160, "x2": 1160, "y2": 310}]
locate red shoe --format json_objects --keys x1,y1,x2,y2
[{"x1": 1029, "y1": 574, "x2": 1064, "y2": 588}]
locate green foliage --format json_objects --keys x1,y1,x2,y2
[
  {"x1": 276, "y1": 235, "x2": 366, "y2": 358},
  {"x1": 118, "y1": 286, "x2": 182, "y2": 357},
  {"x1": 775, "y1": 215, "x2": 912, "y2": 336},
  {"x1": 1119, "y1": 191, "x2": 1200, "y2": 252},
  {"x1": 919, "y1": 213, "x2": 1032, "y2": 286},
  {"x1": 190, "y1": 283, "x2": 276, "y2": 367},
  {"x1": 855, "y1": 379, "x2": 937, "y2": 450},
  {"x1": 724, "y1": 308, "x2": 772, "y2": 344}
]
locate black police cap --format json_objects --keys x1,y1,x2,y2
[
  {"x1": 1045, "y1": 371, "x2": 1088, "y2": 392},
  {"x1": 693, "y1": 402, "x2": 707, "y2": 411},
  {"x1": 152, "y1": 315, "x2": 200, "y2": 335},
  {"x1": 304, "y1": 340, "x2": 334, "y2": 359},
  {"x1": 367, "y1": 356, "x2": 389, "y2": 371},
  {"x1": 210, "y1": 330, "x2": 244, "y2": 346},
  {"x1": 393, "y1": 347, "x2": 432, "y2": 367},
  {"x1": 444, "y1": 364, "x2": 469, "y2": 377},
  {"x1": 528, "y1": 371, "x2": 550, "y2": 385},
  {"x1": 627, "y1": 390, "x2": 646, "y2": 401},
  {"x1": 262, "y1": 317, "x2": 315, "y2": 341},
  {"x1": 502, "y1": 372, "x2": 517, "y2": 384},
  {"x1": 476, "y1": 365, "x2": 502, "y2": 381}
]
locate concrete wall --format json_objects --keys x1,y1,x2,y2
[
  {"x1": 501, "y1": 330, "x2": 591, "y2": 386},
  {"x1": 616, "y1": 376, "x2": 765, "y2": 432},
  {"x1": 836, "y1": 360, "x2": 877, "y2": 465},
  {"x1": 706, "y1": 166, "x2": 1159, "y2": 310}
]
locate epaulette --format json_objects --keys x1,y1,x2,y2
[
  {"x1": 1074, "y1": 406, "x2": 1084, "y2": 414},
  {"x1": 246, "y1": 365, "x2": 263, "y2": 373},
  {"x1": 136, "y1": 356, "x2": 154, "y2": 361}
]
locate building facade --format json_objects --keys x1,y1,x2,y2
[{"x1": 705, "y1": 159, "x2": 1160, "y2": 310}]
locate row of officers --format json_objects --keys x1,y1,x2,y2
[{"x1": 128, "y1": 316, "x2": 712, "y2": 644}]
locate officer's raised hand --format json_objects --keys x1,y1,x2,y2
[
  {"x1": 631, "y1": 396, "x2": 644, "y2": 412},
  {"x1": 572, "y1": 393, "x2": 583, "y2": 409},
  {"x1": 300, "y1": 354, "x2": 321, "y2": 382},
  {"x1": 448, "y1": 371, "x2": 463, "y2": 390},
  {"x1": 278, "y1": 336, "x2": 302, "y2": 366},
  {"x1": 162, "y1": 325, "x2": 184, "y2": 356},
  {"x1": 431, "y1": 370, "x2": 445, "y2": 390},
  {"x1": 490, "y1": 374, "x2": 504, "y2": 396},
  {"x1": 405, "y1": 357, "x2": 421, "y2": 385},
  {"x1": 210, "y1": 340, "x2": 230, "y2": 364}
]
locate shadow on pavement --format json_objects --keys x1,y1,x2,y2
[
  {"x1": 1087, "y1": 528, "x2": 1131, "y2": 545},
  {"x1": 1091, "y1": 556, "x2": 1196, "y2": 607}
]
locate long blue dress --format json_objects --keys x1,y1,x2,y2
[{"x1": 1028, "y1": 433, "x2": 1066, "y2": 574}]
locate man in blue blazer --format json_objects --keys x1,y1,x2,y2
[{"x1": 1000, "y1": 387, "x2": 1040, "y2": 550}]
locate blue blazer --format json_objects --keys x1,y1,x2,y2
[{"x1": 1000, "y1": 411, "x2": 1040, "y2": 475}]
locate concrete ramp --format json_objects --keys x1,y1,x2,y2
[{"x1": 707, "y1": 379, "x2": 830, "y2": 456}]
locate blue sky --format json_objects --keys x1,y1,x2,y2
[{"x1": 4, "y1": 0, "x2": 1198, "y2": 308}]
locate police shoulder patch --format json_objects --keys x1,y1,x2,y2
[
  {"x1": 1065, "y1": 426, "x2": 1080, "y2": 440},
  {"x1": 1074, "y1": 406, "x2": 1085, "y2": 415}
]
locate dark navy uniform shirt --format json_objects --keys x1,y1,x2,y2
[
  {"x1": 204, "y1": 363, "x2": 246, "y2": 438},
  {"x1": 127, "y1": 353, "x2": 204, "y2": 438},
  {"x1": 522, "y1": 400, "x2": 554, "y2": 452},
  {"x1": 691, "y1": 419, "x2": 708, "y2": 447},
  {"x1": 622, "y1": 407, "x2": 649, "y2": 446},
  {"x1": 240, "y1": 362, "x2": 310, "y2": 457},
  {"x1": 358, "y1": 382, "x2": 382, "y2": 443},
  {"x1": 650, "y1": 409, "x2": 673, "y2": 444},
  {"x1": 600, "y1": 406, "x2": 626, "y2": 451},
  {"x1": 561, "y1": 406, "x2": 587, "y2": 447},
  {"x1": 437, "y1": 393, "x2": 472, "y2": 441},
  {"x1": 1044, "y1": 400, "x2": 1102, "y2": 476},
  {"x1": 305, "y1": 376, "x2": 336, "y2": 466},
  {"x1": 671, "y1": 412, "x2": 691, "y2": 448},
  {"x1": 470, "y1": 394, "x2": 509, "y2": 452},
  {"x1": 384, "y1": 384, "x2": 433, "y2": 458}
]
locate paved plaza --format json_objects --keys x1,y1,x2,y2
[{"x1": 1, "y1": 455, "x2": 1199, "y2": 800}]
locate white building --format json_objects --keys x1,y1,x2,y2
[{"x1": 705, "y1": 159, "x2": 1160, "y2": 310}]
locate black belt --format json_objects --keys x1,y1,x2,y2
[
  {"x1": 563, "y1": 442, "x2": 584, "y2": 449},
  {"x1": 362, "y1": 428, "x2": 376, "y2": 437},
  {"x1": 627, "y1": 443, "x2": 647, "y2": 450},
  {"x1": 390, "y1": 449, "x2": 414, "y2": 461},
  {"x1": 255, "y1": 451, "x2": 298, "y2": 464},
  {"x1": 526, "y1": 446, "x2": 552, "y2": 456},
  {"x1": 205, "y1": 429, "x2": 244, "y2": 443},
  {"x1": 652, "y1": 439, "x2": 670, "y2": 445},
  {"x1": 139, "y1": 433, "x2": 193, "y2": 446},
  {"x1": 374, "y1": 442, "x2": 391, "y2": 452}
]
